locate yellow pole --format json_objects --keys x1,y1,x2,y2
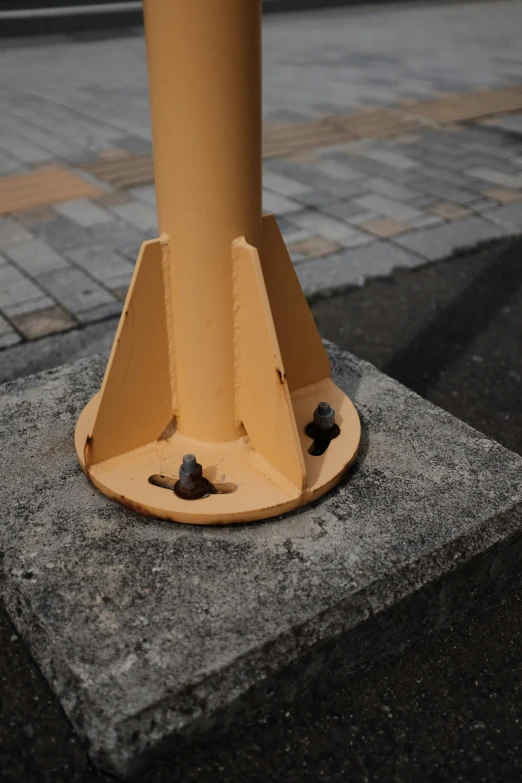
[
  {"x1": 143, "y1": 0, "x2": 262, "y2": 442},
  {"x1": 75, "y1": 0, "x2": 361, "y2": 525}
]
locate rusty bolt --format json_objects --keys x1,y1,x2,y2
[
  {"x1": 178, "y1": 454, "x2": 204, "y2": 493},
  {"x1": 313, "y1": 401, "x2": 335, "y2": 431}
]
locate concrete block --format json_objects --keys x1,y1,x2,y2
[{"x1": 2, "y1": 349, "x2": 522, "y2": 777}]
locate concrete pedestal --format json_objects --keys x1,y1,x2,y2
[{"x1": 1, "y1": 346, "x2": 521, "y2": 778}]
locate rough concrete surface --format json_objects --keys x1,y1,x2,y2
[{"x1": 1, "y1": 347, "x2": 522, "y2": 777}]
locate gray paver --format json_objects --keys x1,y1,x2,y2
[
  {"x1": 296, "y1": 241, "x2": 421, "y2": 295},
  {"x1": 483, "y1": 201, "x2": 522, "y2": 229},
  {"x1": 4, "y1": 239, "x2": 70, "y2": 276},
  {"x1": 0, "y1": 217, "x2": 34, "y2": 246},
  {"x1": 107, "y1": 202, "x2": 158, "y2": 232},
  {"x1": 3, "y1": 294, "x2": 55, "y2": 318},
  {"x1": 128, "y1": 185, "x2": 157, "y2": 207},
  {"x1": 262, "y1": 190, "x2": 302, "y2": 216},
  {"x1": 354, "y1": 194, "x2": 422, "y2": 222},
  {"x1": 393, "y1": 217, "x2": 518, "y2": 261},
  {"x1": 36, "y1": 267, "x2": 116, "y2": 315},
  {"x1": 466, "y1": 167, "x2": 522, "y2": 190},
  {"x1": 0, "y1": 264, "x2": 44, "y2": 309},
  {"x1": 352, "y1": 148, "x2": 418, "y2": 171},
  {"x1": 290, "y1": 211, "x2": 358, "y2": 242},
  {"x1": 407, "y1": 178, "x2": 478, "y2": 205},
  {"x1": 262, "y1": 170, "x2": 311, "y2": 197},
  {"x1": 0, "y1": 312, "x2": 21, "y2": 348},
  {"x1": 363, "y1": 177, "x2": 422, "y2": 202},
  {"x1": 65, "y1": 246, "x2": 135, "y2": 285},
  {"x1": 54, "y1": 199, "x2": 114, "y2": 228}
]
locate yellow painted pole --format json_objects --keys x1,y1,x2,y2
[
  {"x1": 74, "y1": 0, "x2": 361, "y2": 525},
  {"x1": 144, "y1": 0, "x2": 262, "y2": 442}
]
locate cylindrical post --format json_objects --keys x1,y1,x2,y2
[{"x1": 143, "y1": 0, "x2": 262, "y2": 442}]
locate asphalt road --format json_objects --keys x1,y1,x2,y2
[{"x1": 1, "y1": 236, "x2": 522, "y2": 782}]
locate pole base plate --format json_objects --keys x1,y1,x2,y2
[{"x1": 75, "y1": 376, "x2": 360, "y2": 525}]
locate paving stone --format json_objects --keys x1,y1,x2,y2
[
  {"x1": 75, "y1": 301, "x2": 123, "y2": 325},
  {"x1": 4, "y1": 239, "x2": 70, "y2": 276},
  {"x1": 54, "y1": 199, "x2": 114, "y2": 228},
  {"x1": 404, "y1": 163, "x2": 480, "y2": 190},
  {"x1": 470, "y1": 197, "x2": 502, "y2": 213},
  {"x1": 0, "y1": 263, "x2": 44, "y2": 309},
  {"x1": 359, "y1": 217, "x2": 409, "y2": 238},
  {"x1": 324, "y1": 199, "x2": 374, "y2": 221},
  {"x1": 363, "y1": 177, "x2": 422, "y2": 201},
  {"x1": 312, "y1": 158, "x2": 367, "y2": 181},
  {"x1": 393, "y1": 216, "x2": 517, "y2": 261},
  {"x1": 293, "y1": 189, "x2": 344, "y2": 208},
  {"x1": 36, "y1": 267, "x2": 116, "y2": 315},
  {"x1": 429, "y1": 202, "x2": 472, "y2": 220},
  {"x1": 3, "y1": 294, "x2": 55, "y2": 318},
  {"x1": 264, "y1": 161, "x2": 368, "y2": 198},
  {"x1": 296, "y1": 240, "x2": 421, "y2": 294},
  {"x1": 352, "y1": 148, "x2": 418, "y2": 170},
  {"x1": 103, "y1": 271, "x2": 134, "y2": 291},
  {"x1": 407, "y1": 178, "x2": 478, "y2": 205},
  {"x1": 117, "y1": 135, "x2": 153, "y2": 154},
  {"x1": 408, "y1": 194, "x2": 441, "y2": 208},
  {"x1": 262, "y1": 190, "x2": 302, "y2": 215},
  {"x1": 97, "y1": 146, "x2": 129, "y2": 160},
  {"x1": 95, "y1": 191, "x2": 135, "y2": 208},
  {"x1": 9, "y1": 305, "x2": 76, "y2": 340},
  {"x1": 128, "y1": 185, "x2": 157, "y2": 207},
  {"x1": 481, "y1": 187, "x2": 522, "y2": 203},
  {"x1": 0, "y1": 313, "x2": 21, "y2": 349},
  {"x1": 277, "y1": 227, "x2": 313, "y2": 245},
  {"x1": 466, "y1": 167, "x2": 522, "y2": 190},
  {"x1": 262, "y1": 170, "x2": 311, "y2": 197},
  {"x1": 112, "y1": 285, "x2": 130, "y2": 302},
  {"x1": 482, "y1": 201, "x2": 522, "y2": 229},
  {"x1": 337, "y1": 231, "x2": 375, "y2": 249},
  {"x1": 86, "y1": 222, "x2": 146, "y2": 253},
  {"x1": 33, "y1": 217, "x2": 90, "y2": 251},
  {"x1": 286, "y1": 235, "x2": 341, "y2": 258},
  {"x1": 65, "y1": 246, "x2": 135, "y2": 285},
  {"x1": 108, "y1": 201, "x2": 158, "y2": 232},
  {"x1": 0, "y1": 216, "x2": 34, "y2": 246},
  {"x1": 12, "y1": 206, "x2": 58, "y2": 227},
  {"x1": 344, "y1": 210, "x2": 382, "y2": 227},
  {"x1": 407, "y1": 214, "x2": 445, "y2": 229},
  {"x1": 354, "y1": 194, "x2": 422, "y2": 222},
  {"x1": 290, "y1": 211, "x2": 358, "y2": 242}
]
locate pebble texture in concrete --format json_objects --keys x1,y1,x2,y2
[{"x1": 1, "y1": 347, "x2": 522, "y2": 777}]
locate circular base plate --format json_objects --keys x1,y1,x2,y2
[{"x1": 75, "y1": 378, "x2": 360, "y2": 525}]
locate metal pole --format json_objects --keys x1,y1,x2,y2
[
  {"x1": 144, "y1": 0, "x2": 262, "y2": 442},
  {"x1": 75, "y1": 0, "x2": 361, "y2": 525}
]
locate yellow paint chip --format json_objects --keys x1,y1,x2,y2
[{"x1": 0, "y1": 166, "x2": 101, "y2": 215}]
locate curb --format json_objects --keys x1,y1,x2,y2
[{"x1": 2, "y1": 1, "x2": 385, "y2": 38}]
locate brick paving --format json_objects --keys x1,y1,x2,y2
[{"x1": 1, "y1": 1, "x2": 522, "y2": 349}]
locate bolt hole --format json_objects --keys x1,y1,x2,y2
[
  {"x1": 308, "y1": 439, "x2": 331, "y2": 457},
  {"x1": 305, "y1": 421, "x2": 340, "y2": 457},
  {"x1": 149, "y1": 474, "x2": 237, "y2": 497}
]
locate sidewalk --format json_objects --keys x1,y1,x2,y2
[{"x1": 1, "y1": 0, "x2": 522, "y2": 351}]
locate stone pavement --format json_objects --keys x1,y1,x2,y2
[{"x1": 1, "y1": 0, "x2": 522, "y2": 350}]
